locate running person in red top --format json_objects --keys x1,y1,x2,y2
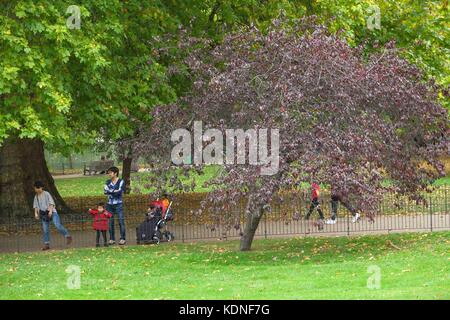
[
  {"x1": 305, "y1": 182, "x2": 325, "y2": 230},
  {"x1": 89, "y1": 202, "x2": 113, "y2": 247}
]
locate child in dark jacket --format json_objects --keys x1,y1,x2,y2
[
  {"x1": 89, "y1": 202, "x2": 113, "y2": 247},
  {"x1": 146, "y1": 203, "x2": 162, "y2": 221}
]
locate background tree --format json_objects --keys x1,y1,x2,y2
[
  {"x1": 139, "y1": 18, "x2": 448, "y2": 251},
  {"x1": 0, "y1": 1, "x2": 116, "y2": 220},
  {"x1": 0, "y1": 0, "x2": 178, "y2": 219},
  {"x1": 93, "y1": 0, "x2": 309, "y2": 194}
]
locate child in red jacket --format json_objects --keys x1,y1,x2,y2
[{"x1": 89, "y1": 202, "x2": 112, "y2": 247}]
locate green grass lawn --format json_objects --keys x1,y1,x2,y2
[
  {"x1": 434, "y1": 176, "x2": 450, "y2": 186},
  {"x1": 55, "y1": 175, "x2": 110, "y2": 197},
  {"x1": 1, "y1": 232, "x2": 449, "y2": 299},
  {"x1": 55, "y1": 165, "x2": 222, "y2": 197}
]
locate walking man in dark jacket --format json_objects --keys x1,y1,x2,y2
[{"x1": 325, "y1": 189, "x2": 361, "y2": 224}]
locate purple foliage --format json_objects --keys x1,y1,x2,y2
[{"x1": 134, "y1": 18, "x2": 448, "y2": 229}]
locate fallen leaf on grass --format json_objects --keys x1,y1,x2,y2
[{"x1": 387, "y1": 240, "x2": 401, "y2": 250}]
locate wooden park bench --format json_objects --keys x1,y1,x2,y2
[{"x1": 83, "y1": 160, "x2": 114, "y2": 175}]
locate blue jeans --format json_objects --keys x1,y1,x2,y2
[
  {"x1": 107, "y1": 203, "x2": 126, "y2": 241},
  {"x1": 41, "y1": 211, "x2": 69, "y2": 244}
]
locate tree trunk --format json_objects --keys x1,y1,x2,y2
[
  {"x1": 68, "y1": 154, "x2": 73, "y2": 170},
  {"x1": 240, "y1": 204, "x2": 264, "y2": 251},
  {"x1": 0, "y1": 138, "x2": 73, "y2": 223},
  {"x1": 122, "y1": 157, "x2": 132, "y2": 194}
]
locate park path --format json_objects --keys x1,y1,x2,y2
[
  {"x1": 52, "y1": 168, "x2": 150, "y2": 180},
  {"x1": 0, "y1": 213, "x2": 448, "y2": 254},
  {"x1": 52, "y1": 173, "x2": 85, "y2": 179}
]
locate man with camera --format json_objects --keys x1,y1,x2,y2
[{"x1": 33, "y1": 181, "x2": 72, "y2": 250}]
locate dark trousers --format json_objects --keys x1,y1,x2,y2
[
  {"x1": 107, "y1": 203, "x2": 126, "y2": 241},
  {"x1": 306, "y1": 199, "x2": 324, "y2": 220},
  {"x1": 96, "y1": 230, "x2": 107, "y2": 246},
  {"x1": 330, "y1": 195, "x2": 357, "y2": 220}
]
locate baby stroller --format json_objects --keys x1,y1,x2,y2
[{"x1": 136, "y1": 200, "x2": 174, "y2": 245}]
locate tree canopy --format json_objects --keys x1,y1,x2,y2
[
  {"x1": 1, "y1": 0, "x2": 448, "y2": 153},
  {"x1": 138, "y1": 18, "x2": 448, "y2": 250}
]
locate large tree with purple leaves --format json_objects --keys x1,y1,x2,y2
[{"x1": 137, "y1": 18, "x2": 448, "y2": 251}]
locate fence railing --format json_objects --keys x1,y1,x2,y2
[
  {"x1": 0, "y1": 187, "x2": 449, "y2": 253},
  {"x1": 60, "y1": 187, "x2": 450, "y2": 218}
]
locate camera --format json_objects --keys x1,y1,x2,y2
[{"x1": 39, "y1": 210, "x2": 52, "y2": 222}]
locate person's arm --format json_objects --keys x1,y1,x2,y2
[
  {"x1": 104, "y1": 181, "x2": 114, "y2": 195},
  {"x1": 112, "y1": 179, "x2": 125, "y2": 195},
  {"x1": 47, "y1": 204, "x2": 55, "y2": 218},
  {"x1": 46, "y1": 192, "x2": 56, "y2": 217},
  {"x1": 33, "y1": 196, "x2": 40, "y2": 219}
]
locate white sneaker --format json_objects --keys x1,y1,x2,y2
[
  {"x1": 352, "y1": 213, "x2": 361, "y2": 223},
  {"x1": 109, "y1": 240, "x2": 115, "y2": 245},
  {"x1": 325, "y1": 219, "x2": 336, "y2": 225},
  {"x1": 119, "y1": 239, "x2": 126, "y2": 245}
]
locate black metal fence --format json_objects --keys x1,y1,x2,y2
[{"x1": 0, "y1": 187, "x2": 449, "y2": 253}]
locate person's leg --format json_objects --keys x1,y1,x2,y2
[
  {"x1": 311, "y1": 199, "x2": 324, "y2": 230},
  {"x1": 102, "y1": 231, "x2": 108, "y2": 246},
  {"x1": 305, "y1": 201, "x2": 316, "y2": 220},
  {"x1": 52, "y1": 212, "x2": 72, "y2": 244},
  {"x1": 96, "y1": 230, "x2": 100, "y2": 247},
  {"x1": 317, "y1": 204, "x2": 324, "y2": 220},
  {"x1": 340, "y1": 199, "x2": 360, "y2": 223},
  {"x1": 331, "y1": 199, "x2": 339, "y2": 220},
  {"x1": 326, "y1": 197, "x2": 339, "y2": 224},
  {"x1": 107, "y1": 204, "x2": 116, "y2": 242},
  {"x1": 340, "y1": 199, "x2": 356, "y2": 216},
  {"x1": 117, "y1": 203, "x2": 126, "y2": 242},
  {"x1": 52, "y1": 212, "x2": 69, "y2": 237},
  {"x1": 42, "y1": 219, "x2": 50, "y2": 248}
]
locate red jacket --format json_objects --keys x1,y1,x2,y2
[
  {"x1": 311, "y1": 183, "x2": 320, "y2": 200},
  {"x1": 89, "y1": 209, "x2": 112, "y2": 231}
]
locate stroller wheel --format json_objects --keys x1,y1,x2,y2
[
  {"x1": 152, "y1": 236, "x2": 160, "y2": 245},
  {"x1": 167, "y1": 233, "x2": 173, "y2": 242}
]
